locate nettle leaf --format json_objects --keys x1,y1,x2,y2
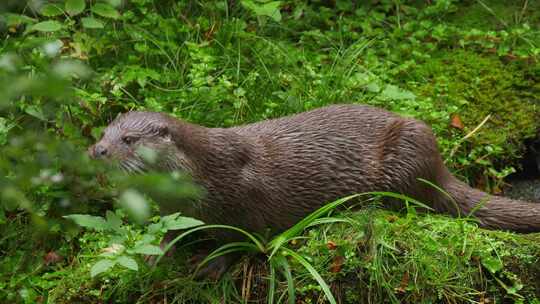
[
  {"x1": 91, "y1": 259, "x2": 116, "y2": 277},
  {"x1": 66, "y1": 0, "x2": 86, "y2": 16},
  {"x1": 165, "y1": 216, "x2": 204, "y2": 231},
  {"x1": 139, "y1": 234, "x2": 156, "y2": 244},
  {"x1": 117, "y1": 256, "x2": 139, "y2": 271},
  {"x1": 31, "y1": 20, "x2": 63, "y2": 32},
  {"x1": 81, "y1": 17, "x2": 104, "y2": 29},
  {"x1": 92, "y1": 3, "x2": 120, "y2": 19},
  {"x1": 40, "y1": 4, "x2": 64, "y2": 17},
  {"x1": 131, "y1": 244, "x2": 163, "y2": 255},
  {"x1": 147, "y1": 222, "x2": 163, "y2": 234},
  {"x1": 64, "y1": 214, "x2": 107, "y2": 231}
]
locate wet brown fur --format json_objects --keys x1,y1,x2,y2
[{"x1": 90, "y1": 104, "x2": 540, "y2": 233}]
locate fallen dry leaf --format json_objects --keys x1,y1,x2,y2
[
  {"x1": 450, "y1": 114, "x2": 465, "y2": 130},
  {"x1": 394, "y1": 271, "x2": 409, "y2": 294},
  {"x1": 44, "y1": 251, "x2": 62, "y2": 265},
  {"x1": 330, "y1": 256, "x2": 345, "y2": 273},
  {"x1": 327, "y1": 241, "x2": 337, "y2": 250}
]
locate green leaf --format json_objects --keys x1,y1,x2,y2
[
  {"x1": 4, "y1": 13, "x2": 37, "y2": 27},
  {"x1": 139, "y1": 234, "x2": 156, "y2": 244},
  {"x1": 31, "y1": 20, "x2": 63, "y2": 32},
  {"x1": 40, "y1": 4, "x2": 64, "y2": 17},
  {"x1": 481, "y1": 255, "x2": 503, "y2": 274},
  {"x1": 163, "y1": 213, "x2": 204, "y2": 231},
  {"x1": 63, "y1": 214, "x2": 107, "y2": 231},
  {"x1": 117, "y1": 256, "x2": 139, "y2": 271},
  {"x1": 66, "y1": 0, "x2": 86, "y2": 16},
  {"x1": 24, "y1": 105, "x2": 47, "y2": 121},
  {"x1": 132, "y1": 244, "x2": 163, "y2": 255},
  {"x1": 91, "y1": 3, "x2": 120, "y2": 19},
  {"x1": 241, "y1": 0, "x2": 282, "y2": 22},
  {"x1": 90, "y1": 259, "x2": 116, "y2": 277},
  {"x1": 380, "y1": 84, "x2": 416, "y2": 101},
  {"x1": 147, "y1": 222, "x2": 163, "y2": 234},
  {"x1": 106, "y1": 210, "x2": 122, "y2": 232},
  {"x1": 81, "y1": 17, "x2": 104, "y2": 29}
]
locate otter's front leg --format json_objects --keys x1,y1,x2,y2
[{"x1": 189, "y1": 250, "x2": 241, "y2": 281}]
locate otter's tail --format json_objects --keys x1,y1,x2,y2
[{"x1": 443, "y1": 176, "x2": 540, "y2": 233}]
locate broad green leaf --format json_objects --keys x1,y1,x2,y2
[
  {"x1": 24, "y1": 105, "x2": 47, "y2": 121},
  {"x1": 40, "y1": 4, "x2": 64, "y2": 17},
  {"x1": 31, "y1": 20, "x2": 63, "y2": 32},
  {"x1": 132, "y1": 244, "x2": 163, "y2": 255},
  {"x1": 63, "y1": 214, "x2": 107, "y2": 231},
  {"x1": 380, "y1": 84, "x2": 416, "y2": 101},
  {"x1": 66, "y1": 0, "x2": 86, "y2": 16},
  {"x1": 147, "y1": 222, "x2": 163, "y2": 234},
  {"x1": 139, "y1": 234, "x2": 156, "y2": 244},
  {"x1": 241, "y1": 0, "x2": 282, "y2": 22},
  {"x1": 81, "y1": 17, "x2": 104, "y2": 29},
  {"x1": 117, "y1": 256, "x2": 139, "y2": 271},
  {"x1": 4, "y1": 13, "x2": 37, "y2": 27},
  {"x1": 91, "y1": 3, "x2": 120, "y2": 19},
  {"x1": 90, "y1": 259, "x2": 116, "y2": 277},
  {"x1": 106, "y1": 210, "x2": 122, "y2": 232},
  {"x1": 164, "y1": 216, "x2": 204, "y2": 231}
]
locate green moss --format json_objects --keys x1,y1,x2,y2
[
  {"x1": 410, "y1": 50, "x2": 539, "y2": 181},
  {"x1": 449, "y1": 0, "x2": 540, "y2": 30},
  {"x1": 291, "y1": 209, "x2": 540, "y2": 303}
]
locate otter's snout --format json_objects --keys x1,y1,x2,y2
[{"x1": 88, "y1": 143, "x2": 108, "y2": 159}]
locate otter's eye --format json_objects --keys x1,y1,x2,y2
[{"x1": 122, "y1": 135, "x2": 138, "y2": 145}]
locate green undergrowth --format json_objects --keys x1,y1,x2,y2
[
  {"x1": 294, "y1": 209, "x2": 540, "y2": 304},
  {"x1": 410, "y1": 50, "x2": 539, "y2": 183},
  {"x1": 3, "y1": 208, "x2": 540, "y2": 303},
  {"x1": 1, "y1": 0, "x2": 540, "y2": 303}
]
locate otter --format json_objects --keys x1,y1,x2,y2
[{"x1": 89, "y1": 104, "x2": 540, "y2": 234}]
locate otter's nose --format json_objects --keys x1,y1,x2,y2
[{"x1": 90, "y1": 144, "x2": 108, "y2": 159}]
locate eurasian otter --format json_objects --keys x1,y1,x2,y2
[{"x1": 89, "y1": 104, "x2": 540, "y2": 234}]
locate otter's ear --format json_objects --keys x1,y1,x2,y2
[{"x1": 155, "y1": 123, "x2": 169, "y2": 137}]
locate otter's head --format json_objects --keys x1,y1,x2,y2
[{"x1": 89, "y1": 111, "x2": 183, "y2": 173}]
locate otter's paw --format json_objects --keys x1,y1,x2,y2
[{"x1": 189, "y1": 253, "x2": 238, "y2": 281}]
